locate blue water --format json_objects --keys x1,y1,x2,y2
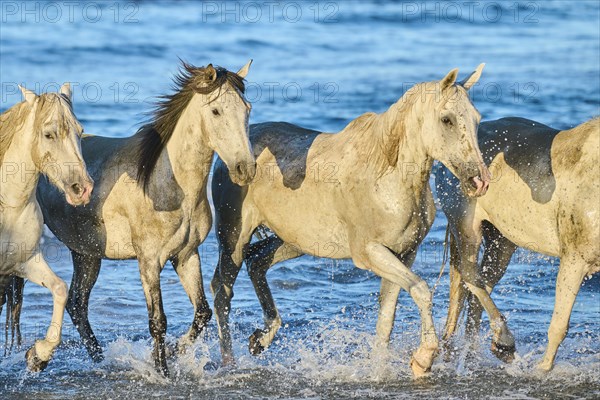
[{"x1": 1, "y1": 1, "x2": 599, "y2": 398}]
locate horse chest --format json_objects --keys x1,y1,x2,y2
[
  {"x1": 0, "y1": 204, "x2": 43, "y2": 269},
  {"x1": 373, "y1": 188, "x2": 434, "y2": 253},
  {"x1": 145, "y1": 202, "x2": 211, "y2": 259}
]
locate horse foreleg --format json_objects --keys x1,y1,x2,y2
[
  {"x1": 465, "y1": 225, "x2": 516, "y2": 339},
  {"x1": 138, "y1": 259, "x2": 168, "y2": 377},
  {"x1": 19, "y1": 253, "x2": 67, "y2": 372},
  {"x1": 359, "y1": 243, "x2": 438, "y2": 378},
  {"x1": 375, "y1": 250, "x2": 416, "y2": 347},
  {"x1": 458, "y1": 229, "x2": 515, "y2": 363},
  {"x1": 171, "y1": 249, "x2": 211, "y2": 353},
  {"x1": 246, "y1": 237, "x2": 302, "y2": 355},
  {"x1": 537, "y1": 256, "x2": 587, "y2": 371},
  {"x1": 442, "y1": 233, "x2": 467, "y2": 348},
  {"x1": 66, "y1": 251, "x2": 103, "y2": 362},
  {"x1": 375, "y1": 278, "x2": 401, "y2": 348},
  {"x1": 210, "y1": 250, "x2": 243, "y2": 367}
]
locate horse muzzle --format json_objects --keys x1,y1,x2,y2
[
  {"x1": 462, "y1": 163, "x2": 491, "y2": 198},
  {"x1": 65, "y1": 179, "x2": 94, "y2": 206},
  {"x1": 230, "y1": 160, "x2": 257, "y2": 186}
]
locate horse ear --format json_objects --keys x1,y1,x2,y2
[
  {"x1": 59, "y1": 82, "x2": 72, "y2": 100},
  {"x1": 459, "y1": 63, "x2": 485, "y2": 91},
  {"x1": 19, "y1": 85, "x2": 37, "y2": 104},
  {"x1": 440, "y1": 68, "x2": 459, "y2": 90},
  {"x1": 236, "y1": 59, "x2": 252, "y2": 79},
  {"x1": 204, "y1": 64, "x2": 217, "y2": 82}
]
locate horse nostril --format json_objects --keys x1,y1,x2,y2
[
  {"x1": 71, "y1": 183, "x2": 82, "y2": 195},
  {"x1": 236, "y1": 163, "x2": 245, "y2": 177}
]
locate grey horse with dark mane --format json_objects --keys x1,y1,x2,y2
[{"x1": 29, "y1": 61, "x2": 256, "y2": 376}]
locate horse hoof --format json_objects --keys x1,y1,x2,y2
[
  {"x1": 491, "y1": 341, "x2": 516, "y2": 363},
  {"x1": 157, "y1": 365, "x2": 170, "y2": 378},
  {"x1": 248, "y1": 330, "x2": 266, "y2": 356},
  {"x1": 25, "y1": 346, "x2": 49, "y2": 372},
  {"x1": 536, "y1": 360, "x2": 553, "y2": 372},
  {"x1": 90, "y1": 352, "x2": 105, "y2": 363},
  {"x1": 410, "y1": 355, "x2": 431, "y2": 379},
  {"x1": 203, "y1": 360, "x2": 220, "y2": 372}
]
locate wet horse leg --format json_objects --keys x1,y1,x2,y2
[
  {"x1": 10, "y1": 276, "x2": 24, "y2": 349},
  {"x1": 375, "y1": 250, "x2": 417, "y2": 347},
  {"x1": 456, "y1": 221, "x2": 516, "y2": 362},
  {"x1": 246, "y1": 236, "x2": 303, "y2": 354},
  {"x1": 442, "y1": 232, "x2": 467, "y2": 345},
  {"x1": 66, "y1": 251, "x2": 103, "y2": 362},
  {"x1": 171, "y1": 249, "x2": 212, "y2": 353},
  {"x1": 537, "y1": 254, "x2": 588, "y2": 371},
  {"x1": 211, "y1": 248, "x2": 245, "y2": 366},
  {"x1": 465, "y1": 223, "x2": 516, "y2": 339},
  {"x1": 19, "y1": 253, "x2": 68, "y2": 372},
  {"x1": 359, "y1": 242, "x2": 438, "y2": 378},
  {"x1": 138, "y1": 257, "x2": 168, "y2": 376}
]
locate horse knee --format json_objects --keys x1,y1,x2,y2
[
  {"x1": 213, "y1": 285, "x2": 233, "y2": 317},
  {"x1": 409, "y1": 281, "x2": 432, "y2": 308},
  {"x1": 52, "y1": 280, "x2": 68, "y2": 306}
]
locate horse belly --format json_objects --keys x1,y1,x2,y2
[
  {"x1": 253, "y1": 188, "x2": 351, "y2": 258},
  {"x1": 102, "y1": 214, "x2": 136, "y2": 259}
]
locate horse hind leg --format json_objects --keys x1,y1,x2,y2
[
  {"x1": 67, "y1": 251, "x2": 103, "y2": 362},
  {"x1": 246, "y1": 236, "x2": 303, "y2": 355},
  {"x1": 171, "y1": 249, "x2": 212, "y2": 354},
  {"x1": 18, "y1": 253, "x2": 68, "y2": 372},
  {"x1": 537, "y1": 255, "x2": 588, "y2": 371}
]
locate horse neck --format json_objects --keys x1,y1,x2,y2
[
  {"x1": 0, "y1": 113, "x2": 40, "y2": 209},
  {"x1": 391, "y1": 100, "x2": 434, "y2": 187},
  {"x1": 339, "y1": 99, "x2": 433, "y2": 188},
  {"x1": 156, "y1": 100, "x2": 214, "y2": 200}
]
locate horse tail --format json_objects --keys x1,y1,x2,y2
[{"x1": 2, "y1": 276, "x2": 24, "y2": 356}]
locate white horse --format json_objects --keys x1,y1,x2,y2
[
  {"x1": 36, "y1": 61, "x2": 256, "y2": 376},
  {"x1": 210, "y1": 65, "x2": 490, "y2": 378},
  {"x1": 0, "y1": 84, "x2": 93, "y2": 371},
  {"x1": 435, "y1": 116, "x2": 599, "y2": 370}
]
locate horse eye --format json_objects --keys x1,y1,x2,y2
[
  {"x1": 212, "y1": 109, "x2": 220, "y2": 116},
  {"x1": 441, "y1": 116, "x2": 453, "y2": 126},
  {"x1": 44, "y1": 132, "x2": 54, "y2": 140}
]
